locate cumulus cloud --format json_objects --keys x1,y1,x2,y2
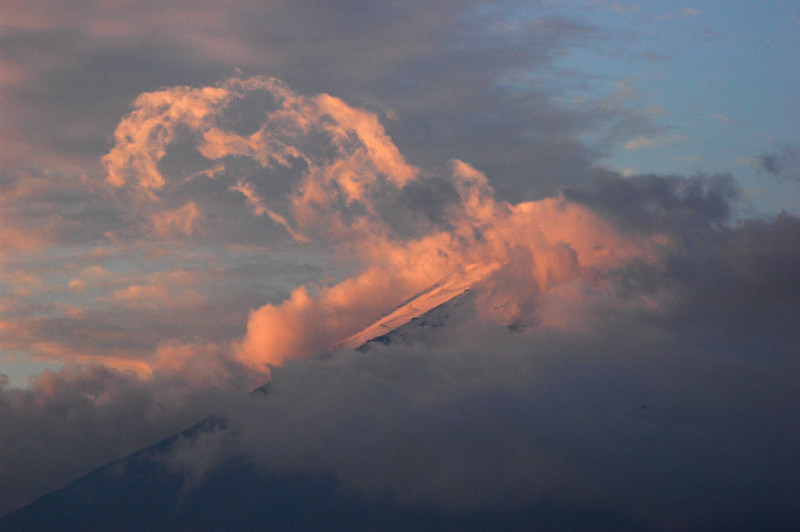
[
  {"x1": 2, "y1": 75, "x2": 798, "y2": 530},
  {"x1": 80, "y1": 76, "x2": 658, "y2": 375},
  {"x1": 101, "y1": 76, "x2": 425, "y2": 245},
  {"x1": 163, "y1": 208, "x2": 800, "y2": 530},
  {"x1": 1, "y1": 1, "x2": 656, "y2": 202}
]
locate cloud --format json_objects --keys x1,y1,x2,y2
[
  {"x1": 758, "y1": 144, "x2": 800, "y2": 182},
  {"x1": 150, "y1": 201, "x2": 201, "y2": 236},
  {"x1": 1, "y1": 1, "x2": 656, "y2": 203},
  {"x1": 0, "y1": 168, "x2": 120, "y2": 251},
  {"x1": 0, "y1": 363, "x2": 247, "y2": 515},
  {"x1": 159, "y1": 207, "x2": 800, "y2": 530},
  {"x1": 2, "y1": 73, "x2": 798, "y2": 529},
  {"x1": 623, "y1": 133, "x2": 687, "y2": 150},
  {"x1": 101, "y1": 76, "x2": 428, "y2": 245},
  {"x1": 562, "y1": 172, "x2": 739, "y2": 236},
  {"x1": 0, "y1": 242, "x2": 303, "y2": 375}
]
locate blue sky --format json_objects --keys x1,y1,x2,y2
[{"x1": 551, "y1": 1, "x2": 799, "y2": 213}]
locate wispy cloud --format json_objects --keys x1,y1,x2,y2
[
  {"x1": 623, "y1": 132, "x2": 688, "y2": 150},
  {"x1": 709, "y1": 112, "x2": 742, "y2": 126}
]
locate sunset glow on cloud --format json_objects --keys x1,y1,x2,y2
[
  {"x1": 1, "y1": 2, "x2": 799, "y2": 529},
  {"x1": 80, "y1": 75, "x2": 661, "y2": 374}
]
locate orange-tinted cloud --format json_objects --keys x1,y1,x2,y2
[
  {"x1": 151, "y1": 201, "x2": 201, "y2": 237},
  {"x1": 233, "y1": 153, "x2": 656, "y2": 372},
  {"x1": 97, "y1": 76, "x2": 664, "y2": 374},
  {"x1": 4, "y1": 76, "x2": 661, "y2": 382}
]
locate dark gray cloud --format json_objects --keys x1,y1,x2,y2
[
  {"x1": 375, "y1": 176, "x2": 461, "y2": 238},
  {"x1": 563, "y1": 172, "x2": 740, "y2": 237},
  {"x1": 150, "y1": 203, "x2": 800, "y2": 531},
  {"x1": 621, "y1": 211, "x2": 800, "y2": 337},
  {"x1": 0, "y1": 364, "x2": 248, "y2": 515},
  {"x1": 2, "y1": 173, "x2": 799, "y2": 529},
  {"x1": 758, "y1": 144, "x2": 800, "y2": 182}
]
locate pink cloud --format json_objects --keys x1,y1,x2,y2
[
  {"x1": 150, "y1": 201, "x2": 201, "y2": 237},
  {"x1": 94, "y1": 77, "x2": 666, "y2": 375},
  {"x1": 2, "y1": 76, "x2": 663, "y2": 391}
]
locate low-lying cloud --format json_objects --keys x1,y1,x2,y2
[
  {"x1": 168, "y1": 209, "x2": 800, "y2": 530},
  {"x1": 1, "y1": 77, "x2": 798, "y2": 529}
]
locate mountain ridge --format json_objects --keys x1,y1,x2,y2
[
  {"x1": 0, "y1": 274, "x2": 648, "y2": 532},
  {"x1": 0, "y1": 283, "x2": 484, "y2": 530}
]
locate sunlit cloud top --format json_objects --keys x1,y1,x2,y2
[{"x1": 1, "y1": 2, "x2": 799, "y2": 528}]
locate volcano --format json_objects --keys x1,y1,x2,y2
[
  {"x1": 0, "y1": 270, "x2": 641, "y2": 531},
  {"x1": 1, "y1": 272, "x2": 596, "y2": 532}
]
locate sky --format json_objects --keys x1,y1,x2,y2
[{"x1": 1, "y1": 1, "x2": 799, "y2": 529}]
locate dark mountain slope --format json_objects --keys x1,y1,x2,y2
[{"x1": 1, "y1": 292, "x2": 640, "y2": 531}]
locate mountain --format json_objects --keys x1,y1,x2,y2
[
  {"x1": 338, "y1": 262, "x2": 497, "y2": 350},
  {"x1": 0, "y1": 273, "x2": 639, "y2": 531}
]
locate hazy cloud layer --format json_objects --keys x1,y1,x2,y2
[{"x1": 0, "y1": 363, "x2": 249, "y2": 514}]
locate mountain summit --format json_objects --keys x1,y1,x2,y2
[{"x1": 338, "y1": 262, "x2": 497, "y2": 350}]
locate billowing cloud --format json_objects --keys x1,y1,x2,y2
[
  {"x1": 162, "y1": 207, "x2": 800, "y2": 530},
  {"x1": 1, "y1": 74, "x2": 799, "y2": 530},
  {"x1": 1, "y1": 1, "x2": 660, "y2": 203},
  {"x1": 88, "y1": 76, "x2": 661, "y2": 376},
  {"x1": 97, "y1": 77, "x2": 649, "y2": 371},
  {"x1": 101, "y1": 76, "x2": 426, "y2": 245}
]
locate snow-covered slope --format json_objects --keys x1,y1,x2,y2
[{"x1": 339, "y1": 262, "x2": 497, "y2": 349}]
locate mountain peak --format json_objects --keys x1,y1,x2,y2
[
  {"x1": 339, "y1": 262, "x2": 498, "y2": 350},
  {"x1": 0, "y1": 273, "x2": 495, "y2": 530}
]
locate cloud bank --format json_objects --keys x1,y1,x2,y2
[
  {"x1": 166, "y1": 200, "x2": 800, "y2": 530},
  {"x1": 1, "y1": 77, "x2": 799, "y2": 530}
]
